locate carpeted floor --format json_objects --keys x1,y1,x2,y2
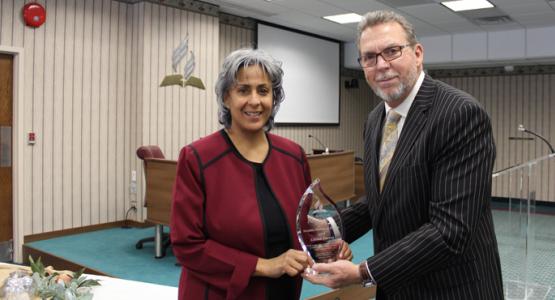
[
  {"x1": 26, "y1": 226, "x2": 374, "y2": 299},
  {"x1": 26, "y1": 206, "x2": 555, "y2": 299}
]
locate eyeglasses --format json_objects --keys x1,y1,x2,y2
[{"x1": 357, "y1": 44, "x2": 412, "y2": 68}]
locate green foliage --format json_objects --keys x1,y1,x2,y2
[{"x1": 28, "y1": 256, "x2": 101, "y2": 300}]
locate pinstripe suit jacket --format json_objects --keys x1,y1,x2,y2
[{"x1": 341, "y1": 75, "x2": 503, "y2": 299}]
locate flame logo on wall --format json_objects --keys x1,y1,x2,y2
[{"x1": 160, "y1": 35, "x2": 205, "y2": 90}]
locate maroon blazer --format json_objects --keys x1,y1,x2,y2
[{"x1": 170, "y1": 130, "x2": 312, "y2": 300}]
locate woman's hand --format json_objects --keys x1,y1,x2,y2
[
  {"x1": 254, "y1": 249, "x2": 310, "y2": 278},
  {"x1": 338, "y1": 240, "x2": 353, "y2": 261}
]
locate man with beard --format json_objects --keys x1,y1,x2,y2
[{"x1": 304, "y1": 10, "x2": 504, "y2": 300}]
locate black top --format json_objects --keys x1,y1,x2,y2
[{"x1": 252, "y1": 162, "x2": 296, "y2": 300}]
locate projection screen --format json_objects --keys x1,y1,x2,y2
[{"x1": 257, "y1": 23, "x2": 340, "y2": 125}]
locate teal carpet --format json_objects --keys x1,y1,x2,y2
[
  {"x1": 26, "y1": 227, "x2": 374, "y2": 299},
  {"x1": 26, "y1": 207, "x2": 555, "y2": 299},
  {"x1": 27, "y1": 227, "x2": 180, "y2": 286}
]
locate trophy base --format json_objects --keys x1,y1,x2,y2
[
  {"x1": 307, "y1": 238, "x2": 342, "y2": 263},
  {"x1": 304, "y1": 267, "x2": 318, "y2": 276}
]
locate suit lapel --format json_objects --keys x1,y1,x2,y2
[
  {"x1": 375, "y1": 76, "x2": 435, "y2": 222},
  {"x1": 364, "y1": 104, "x2": 385, "y2": 214}
]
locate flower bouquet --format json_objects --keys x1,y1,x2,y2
[
  {"x1": 30, "y1": 256, "x2": 101, "y2": 300},
  {"x1": 0, "y1": 256, "x2": 101, "y2": 300}
]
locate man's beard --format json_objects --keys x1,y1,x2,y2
[{"x1": 370, "y1": 67, "x2": 418, "y2": 103}]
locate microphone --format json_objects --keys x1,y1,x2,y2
[
  {"x1": 518, "y1": 124, "x2": 555, "y2": 154},
  {"x1": 308, "y1": 134, "x2": 329, "y2": 154}
]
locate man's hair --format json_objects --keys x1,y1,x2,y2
[{"x1": 356, "y1": 10, "x2": 418, "y2": 48}]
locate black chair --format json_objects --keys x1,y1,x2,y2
[{"x1": 135, "y1": 145, "x2": 172, "y2": 258}]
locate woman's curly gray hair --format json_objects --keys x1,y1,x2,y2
[{"x1": 215, "y1": 48, "x2": 285, "y2": 131}]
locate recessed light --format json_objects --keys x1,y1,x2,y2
[
  {"x1": 323, "y1": 13, "x2": 362, "y2": 24},
  {"x1": 441, "y1": 0, "x2": 494, "y2": 12}
]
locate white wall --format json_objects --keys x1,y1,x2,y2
[{"x1": 343, "y1": 25, "x2": 555, "y2": 69}]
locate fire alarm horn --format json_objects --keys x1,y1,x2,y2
[{"x1": 23, "y1": 2, "x2": 46, "y2": 28}]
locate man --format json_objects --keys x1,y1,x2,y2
[{"x1": 304, "y1": 10, "x2": 504, "y2": 299}]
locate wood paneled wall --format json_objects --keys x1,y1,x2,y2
[
  {"x1": 0, "y1": 0, "x2": 219, "y2": 235},
  {"x1": 134, "y1": 2, "x2": 219, "y2": 220},
  {"x1": 1, "y1": 0, "x2": 135, "y2": 234},
  {"x1": 438, "y1": 75, "x2": 555, "y2": 202}
]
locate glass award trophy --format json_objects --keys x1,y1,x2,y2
[{"x1": 296, "y1": 179, "x2": 344, "y2": 273}]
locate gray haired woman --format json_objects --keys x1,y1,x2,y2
[
  {"x1": 215, "y1": 48, "x2": 285, "y2": 131},
  {"x1": 171, "y1": 48, "x2": 352, "y2": 300}
]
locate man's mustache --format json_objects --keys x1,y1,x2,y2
[{"x1": 375, "y1": 71, "x2": 399, "y2": 81}]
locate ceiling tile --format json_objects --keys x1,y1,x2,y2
[
  {"x1": 272, "y1": 0, "x2": 346, "y2": 17},
  {"x1": 431, "y1": 21, "x2": 483, "y2": 34},
  {"x1": 496, "y1": 1, "x2": 553, "y2": 15},
  {"x1": 481, "y1": 22, "x2": 526, "y2": 32},
  {"x1": 204, "y1": 0, "x2": 290, "y2": 17},
  {"x1": 401, "y1": 15, "x2": 450, "y2": 37},
  {"x1": 398, "y1": 3, "x2": 468, "y2": 24},
  {"x1": 457, "y1": 7, "x2": 508, "y2": 19},
  {"x1": 263, "y1": 11, "x2": 356, "y2": 41},
  {"x1": 511, "y1": 11, "x2": 555, "y2": 27},
  {"x1": 205, "y1": 0, "x2": 555, "y2": 43},
  {"x1": 490, "y1": 0, "x2": 550, "y2": 8},
  {"x1": 375, "y1": 0, "x2": 436, "y2": 7},
  {"x1": 318, "y1": 0, "x2": 398, "y2": 15}
]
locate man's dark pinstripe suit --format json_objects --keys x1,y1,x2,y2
[{"x1": 341, "y1": 75, "x2": 504, "y2": 299}]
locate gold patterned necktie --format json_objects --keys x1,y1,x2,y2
[{"x1": 379, "y1": 110, "x2": 402, "y2": 192}]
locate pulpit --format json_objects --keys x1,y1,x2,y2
[{"x1": 307, "y1": 151, "x2": 355, "y2": 204}]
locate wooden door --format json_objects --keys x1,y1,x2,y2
[{"x1": 0, "y1": 53, "x2": 13, "y2": 260}]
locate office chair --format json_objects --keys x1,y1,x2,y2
[{"x1": 136, "y1": 145, "x2": 172, "y2": 258}]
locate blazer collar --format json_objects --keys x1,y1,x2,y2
[{"x1": 366, "y1": 104, "x2": 385, "y2": 203}]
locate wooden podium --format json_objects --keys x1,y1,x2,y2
[
  {"x1": 307, "y1": 151, "x2": 355, "y2": 203},
  {"x1": 143, "y1": 158, "x2": 177, "y2": 258},
  {"x1": 143, "y1": 158, "x2": 177, "y2": 226}
]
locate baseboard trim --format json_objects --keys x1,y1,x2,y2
[
  {"x1": 492, "y1": 196, "x2": 555, "y2": 208},
  {"x1": 22, "y1": 245, "x2": 111, "y2": 276},
  {"x1": 24, "y1": 220, "x2": 151, "y2": 243}
]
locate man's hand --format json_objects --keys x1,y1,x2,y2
[
  {"x1": 338, "y1": 240, "x2": 353, "y2": 261},
  {"x1": 254, "y1": 249, "x2": 310, "y2": 278},
  {"x1": 302, "y1": 260, "x2": 361, "y2": 289}
]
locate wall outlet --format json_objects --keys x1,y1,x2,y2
[
  {"x1": 129, "y1": 181, "x2": 137, "y2": 194},
  {"x1": 131, "y1": 170, "x2": 137, "y2": 182}
]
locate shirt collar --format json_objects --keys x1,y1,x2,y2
[{"x1": 384, "y1": 71, "x2": 425, "y2": 118}]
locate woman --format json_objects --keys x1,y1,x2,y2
[{"x1": 171, "y1": 48, "x2": 318, "y2": 300}]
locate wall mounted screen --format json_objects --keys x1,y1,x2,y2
[{"x1": 257, "y1": 23, "x2": 340, "y2": 125}]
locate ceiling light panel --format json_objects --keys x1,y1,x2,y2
[
  {"x1": 441, "y1": 0, "x2": 494, "y2": 12},
  {"x1": 323, "y1": 13, "x2": 363, "y2": 24}
]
